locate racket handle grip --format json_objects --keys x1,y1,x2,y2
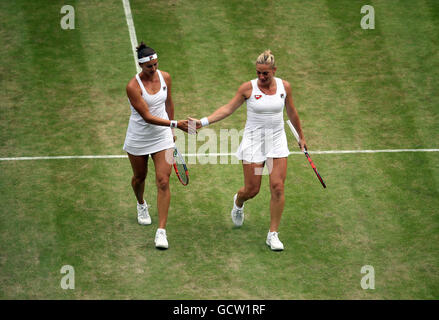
[{"x1": 286, "y1": 120, "x2": 300, "y2": 143}]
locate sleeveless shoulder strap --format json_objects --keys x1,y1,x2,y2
[
  {"x1": 251, "y1": 79, "x2": 260, "y2": 94},
  {"x1": 157, "y1": 70, "x2": 166, "y2": 88},
  {"x1": 276, "y1": 77, "x2": 286, "y2": 95},
  {"x1": 135, "y1": 73, "x2": 147, "y2": 95}
]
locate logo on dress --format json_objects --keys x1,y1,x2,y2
[
  {"x1": 255, "y1": 95, "x2": 262, "y2": 100},
  {"x1": 163, "y1": 86, "x2": 167, "y2": 91},
  {"x1": 280, "y1": 93, "x2": 284, "y2": 98}
]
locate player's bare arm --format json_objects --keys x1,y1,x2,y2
[
  {"x1": 283, "y1": 80, "x2": 307, "y2": 150},
  {"x1": 189, "y1": 81, "x2": 252, "y2": 128},
  {"x1": 162, "y1": 71, "x2": 177, "y2": 138},
  {"x1": 162, "y1": 71, "x2": 174, "y2": 121},
  {"x1": 127, "y1": 77, "x2": 188, "y2": 132}
]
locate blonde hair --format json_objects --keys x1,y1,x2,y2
[{"x1": 256, "y1": 50, "x2": 275, "y2": 68}]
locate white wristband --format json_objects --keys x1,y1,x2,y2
[
  {"x1": 200, "y1": 117, "x2": 209, "y2": 127},
  {"x1": 170, "y1": 120, "x2": 177, "y2": 128}
]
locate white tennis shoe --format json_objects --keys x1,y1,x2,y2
[
  {"x1": 266, "y1": 231, "x2": 284, "y2": 251},
  {"x1": 137, "y1": 201, "x2": 151, "y2": 225},
  {"x1": 231, "y1": 194, "x2": 244, "y2": 227},
  {"x1": 155, "y1": 228, "x2": 168, "y2": 249}
]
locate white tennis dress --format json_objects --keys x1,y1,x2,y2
[
  {"x1": 123, "y1": 70, "x2": 174, "y2": 156},
  {"x1": 236, "y1": 77, "x2": 290, "y2": 163}
]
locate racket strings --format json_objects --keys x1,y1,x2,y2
[{"x1": 173, "y1": 149, "x2": 189, "y2": 185}]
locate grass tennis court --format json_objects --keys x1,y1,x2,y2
[{"x1": 0, "y1": 0, "x2": 438, "y2": 299}]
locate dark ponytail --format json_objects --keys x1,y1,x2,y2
[{"x1": 136, "y1": 41, "x2": 156, "y2": 59}]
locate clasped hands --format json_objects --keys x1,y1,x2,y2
[{"x1": 174, "y1": 118, "x2": 203, "y2": 134}]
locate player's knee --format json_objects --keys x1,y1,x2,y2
[
  {"x1": 156, "y1": 176, "x2": 170, "y2": 191},
  {"x1": 270, "y1": 181, "x2": 284, "y2": 199},
  {"x1": 132, "y1": 174, "x2": 146, "y2": 185},
  {"x1": 245, "y1": 185, "x2": 260, "y2": 199}
]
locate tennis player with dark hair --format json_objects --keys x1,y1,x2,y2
[
  {"x1": 123, "y1": 42, "x2": 189, "y2": 249},
  {"x1": 190, "y1": 50, "x2": 306, "y2": 251}
]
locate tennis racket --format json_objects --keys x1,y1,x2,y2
[
  {"x1": 173, "y1": 147, "x2": 189, "y2": 186},
  {"x1": 286, "y1": 120, "x2": 326, "y2": 188}
]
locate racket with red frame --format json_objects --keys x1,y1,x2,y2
[
  {"x1": 173, "y1": 147, "x2": 189, "y2": 186},
  {"x1": 286, "y1": 120, "x2": 326, "y2": 188}
]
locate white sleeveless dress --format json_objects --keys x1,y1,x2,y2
[
  {"x1": 235, "y1": 77, "x2": 290, "y2": 163},
  {"x1": 123, "y1": 70, "x2": 175, "y2": 156}
]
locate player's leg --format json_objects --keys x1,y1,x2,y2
[
  {"x1": 268, "y1": 157, "x2": 287, "y2": 231},
  {"x1": 151, "y1": 148, "x2": 173, "y2": 229},
  {"x1": 231, "y1": 161, "x2": 264, "y2": 227},
  {"x1": 236, "y1": 161, "x2": 264, "y2": 206},
  {"x1": 127, "y1": 153, "x2": 149, "y2": 203},
  {"x1": 266, "y1": 157, "x2": 287, "y2": 250},
  {"x1": 151, "y1": 148, "x2": 173, "y2": 249},
  {"x1": 127, "y1": 153, "x2": 151, "y2": 225}
]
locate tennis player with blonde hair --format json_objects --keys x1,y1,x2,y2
[{"x1": 190, "y1": 50, "x2": 306, "y2": 251}]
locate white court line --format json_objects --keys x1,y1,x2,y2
[
  {"x1": 0, "y1": 155, "x2": 128, "y2": 161},
  {"x1": 1, "y1": 149, "x2": 438, "y2": 161},
  {"x1": 122, "y1": 0, "x2": 141, "y2": 73},
  {"x1": 301, "y1": 149, "x2": 439, "y2": 154}
]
